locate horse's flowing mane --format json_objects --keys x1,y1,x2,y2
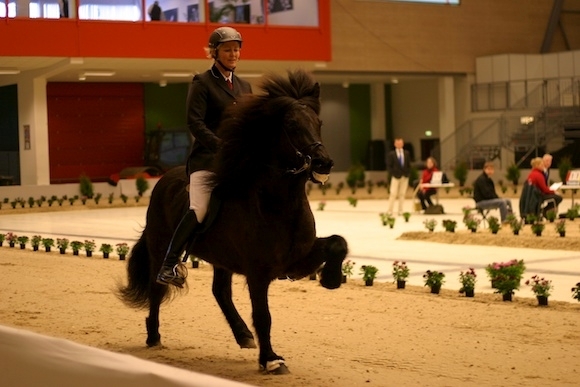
[{"x1": 210, "y1": 69, "x2": 321, "y2": 194}]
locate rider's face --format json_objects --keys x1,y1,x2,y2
[{"x1": 216, "y1": 41, "x2": 241, "y2": 70}]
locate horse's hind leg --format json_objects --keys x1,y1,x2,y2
[
  {"x1": 212, "y1": 267, "x2": 256, "y2": 349},
  {"x1": 145, "y1": 285, "x2": 165, "y2": 347}
]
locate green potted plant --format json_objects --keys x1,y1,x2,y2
[
  {"x1": 545, "y1": 209, "x2": 557, "y2": 223},
  {"x1": 453, "y1": 161, "x2": 468, "y2": 187},
  {"x1": 79, "y1": 174, "x2": 94, "y2": 199},
  {"x1": 442, "y1": 219, "x2": 457, "y2": 233},
  {"x1": 558, "y1": 156, "x2": 572, "y2": 183},
  {"x1": 84, "y1": 239, "x2": 96, "y2": 257},
  {"x1": 42, "y1": 237, "x2": 55, "y2": 252},
  {"x1": 402, "y1": 212, "x2": 411, "y2": 222},
  {"x1": 459, "y1": 268, "x2": 477, "y2": 297},
  {"x1": 0, "y1": 233, "x2": 5, "y2": 247},
  {"x1": 463, "y1": 214, "x2": 480, "y2": 233},
  {"x1": 317, "y1": 201, "x2": 326, "y2": 211},
  {"x1": 189, "y1": 255, "x2": 201, "y2": 269},
  {"x1": 505, "y1": 214, "x2": 522, "y2": 235},
  {"x1": 116, "y1": 242, "x2": 130, "y2": 260},
  {"x1": 525, "y1": 274, "x2": 552, "y2": 306},
  {"x1": 347, "y1": 196, "x2": 358, "y2": 207},
  {"x1": 71, "y1": 240, "x2": 83, "y2": 256},
  {"x1": 99, "y1": 243, "x2": 113, "y2": 259},
  {"x1": 423, "y1": 270, "x2": 445, "y2": 294},
  {"x1": 572, "y1": 282, "x2": 580, "y2": 302},
  {"x1": 555, "y1": 219, "x2": 566, "y2": 237},
  {"x1": 487, "y1": 216, "x2": 501, "y2": 234},
  {"x1": 6, "y1": 232, "x2": 17, "y2": 248},
  {"x1": 17, "y1": 235, "x2": 29, "y2": 249},
  {"x1": 94, "y1": 193, "x2": 102, "y2": 204},
  {"x1": 346, "y1": 163, "x2": 365, "y2": 194},
  {"x1": 136, "y1": 175, "x2": 149, "y2": 197},
  {"x1": 505, "y1": 163, "x2": 520, "y2": 193},
  {"x1": 360, "y1": 265, "x2": 379, "y2": 286},
  {"x1": 566, "y1": 206, "x2": 578, "y2": 221},
  {"x1": 31, "y1": 235, "x2": 42, "y2": 251},
  {"x1": 423, "y1": 218, "x2": 437, "y2": 232},
  {"x1": 56, "y1": 238, "x2": 69, "y2": 254},
  {"x1": 531, "y1": 221, "x2": 545, "y2": 236},
  {"x1": 485, "y1": 259, "x2": 526, "y2": 301},
  {"x1": 341, "y1": 259, "x2": 355, "y2": 283},
  {"x1": 392, "y1": 261, "x2": 409, "y2": 289}
]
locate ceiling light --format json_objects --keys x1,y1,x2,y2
[
  {"x1": 0, "y1": 68, "x2": 21, "y2": 75},
  {"x1": 391, "y1": 78, "x2": 399, "y2": 84},
  {"x1": 79, "y1": 75, "x2": 86, "y2": 81},
  {"x1": 161, "y1": 71, "x2": 192, "y2": 78},
  {"x1": 82, "y1": 70, "x2": 116, "y2": 77}
]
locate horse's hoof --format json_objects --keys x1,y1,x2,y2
[
  {"x1": 146, "y1": 338, "x2": 161, "y2": 347},
  {"x1": 238, "y1": 337, "x2": 257, "y2": 349},
  {"x1": 260, "y1": 360, "x2": 289, "y2": 375}
]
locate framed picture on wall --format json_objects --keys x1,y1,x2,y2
[
  {"x1": 163, "y1": 8, "x2": 178, "y2": 22},
  {"x1": 268, "y1": 0, "x2": 293, "y2": 14},
  {"x1": 187, "y1": 4, "x2": 199, "y2": 22},
  {"x1": 235, "y1": 4, "x2": 250, "y2": 23}
]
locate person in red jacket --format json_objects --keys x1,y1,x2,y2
[
  {"x1": 527, "y1": 157, "x2": 562, "y2": 216},
  {"x1": 416, "y1": 157, "x2": 438, "y2": 211}
]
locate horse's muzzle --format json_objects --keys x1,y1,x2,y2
[{"x1": 310, "y1": 158, "x2": 333, "y2": 184}]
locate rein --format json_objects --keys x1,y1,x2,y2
[{"x1": 283, "y1": 129, "x2": 322, "y2": 175}]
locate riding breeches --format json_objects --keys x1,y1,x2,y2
[{"x1": 188, "y1": 170, "x2": 214, "y2": 222}]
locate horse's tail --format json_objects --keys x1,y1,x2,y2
[{"x1": 117, "y1": 234, "x2": 154, "y2": 309}]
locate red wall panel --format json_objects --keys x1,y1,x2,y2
[{"x1": 47, "y1": 83, "x2": 145, "y2": 183}]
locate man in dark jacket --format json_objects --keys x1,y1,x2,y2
[
  {"x1": 473, "y1": 162, "x2": 513, "y2": 222},
  {"x1": 386, "y1": 138, "x2": 411, "y2": 215}
]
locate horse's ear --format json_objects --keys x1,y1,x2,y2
[{"x1": 313, "y1": 82, "x2": 321, "y2": 99}]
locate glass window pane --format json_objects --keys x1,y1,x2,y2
[{"x1": 267, "y1": 0, "x2": 318, "y2": 27}]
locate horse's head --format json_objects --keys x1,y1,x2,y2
[{"x1": 282, "y1": 100, "x2": 334, "y2": 185}]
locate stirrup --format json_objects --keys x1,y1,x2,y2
[{"x1": 156, "y1": 263, "x2": 187, "y2": 288}]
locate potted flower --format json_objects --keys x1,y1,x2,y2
[
  {"x1": 554, "y1": 219, "x2": 566, "y2": 237},
  {"x1": 56, "y1": 238, "x2": 69, "y2": 254},
  {"x1": 341, "y1": 259, "x2": 355, "y2": 283},
  {"x1": 317, "y1": 201, "x2": 326, "y2": 211},
  {"x1": 84, "y1": 239, "x2": 96, "y2": 257},
  {"x1": 442, "y1": 219, "x2": 457, "y2": 233},
  {"x1": 360, "y1": 265, "x2": 379, "y2": 286},
  {"x1": 485, "y1": 259, "x2": 526, "y2": 301},
  {"x1": 41, "y1": 237, "x2": 55, "y2": 252},
  {"x1": 487, "y1": 216, "x2": 501, "y2": 234},
  {"x1": 17, "y1": 235, "x2": 29, "y2": 249},
  {"x1": 99, "y1": 243, "x2": 113, "y2": 259},
  {"x1": 116, "y1": 242, "x2": 130, "y2": 260},
  {"x1": 572, "y1": 282, "x2": 580, "y2": 302},
  {"x1": 423, "y1": 218, "x2": 437, "y2": 232},
  {"x1": 506, "y1": 214, "x2": 523, "y2": 235},
  {"x1": 31, "y1": 235, "x2": 42, "y2": 251},
  {"x1": 525, "y1": 274, "x2": 552, "y2": 306},
  {"x1": 461, "y1": 206, "x2": 473, "y2": 220},
  {"x1": 6, "y1": 232, "x2": 17, "y2": 248},
  {"x1": 545, "y1": 209, "x2": 557, "y2": 223},
  {"x1": 423, "y1": 270, "x2": 445, "y2": 294},
  {"x1": 531, "y1": 221, "x2": 545, "y2": 237},
  {"x1": 392, "y1": 261, "x2": 409, "y2": 289},
  {"x1": 463, "y1": 214, "x2": 480, "y2": 233},
  {"x1": 70, "y1": 240, "x2": 83, "y2": 256},
  {"x1": 402, "y1": 212, "x2": 411, "y2": 222},
  {"x1": 458, "y1": 268, "x2": 477, "y2": 297}
]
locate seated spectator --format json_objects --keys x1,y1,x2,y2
[
  {"x1": 473, "y1": 162, "x2": 513, "y2": 222},
  {"x1": 416, "y1": 157, "x2": 438, "y2": 211},
  {"x1": 526, "y1": 157, "x2": 562, "y2": 216}
]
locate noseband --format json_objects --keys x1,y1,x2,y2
[{"x1": 283, "y1": 129, "x2": 322, "y2": 175}]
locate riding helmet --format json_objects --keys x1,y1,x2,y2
[{"x1": 208, "y1": 26, "x2": 243, "y2": 49}]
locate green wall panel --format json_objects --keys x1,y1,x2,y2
[
  {"x1": 348, "y1": 84, "x2": 371, "y2": 166},
  {"x1": 143, "y1": 83, "x2": 189, "y2": 132}
]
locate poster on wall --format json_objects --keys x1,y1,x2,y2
[
  {"x1": 235, "y1": 4, "x2": 250, "y2": 23},
  {"x1": 268, "y1": 0, "x2": 293, "y2": 13},
  {"x1": 187, "y1": 4, "x2": 199, "y2": 22},
  {"x1": 163, "y1": 8, "x2": 178, "y2": 22}
]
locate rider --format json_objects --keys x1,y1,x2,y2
[{"x1": 156, "y1": 26, "x2": 252, "y2": 287}]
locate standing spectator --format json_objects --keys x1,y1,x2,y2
[
  {"x1": 148, "y1": 1, "x2": 164, "y2": 21},
  {"x1": 473, "y1": 161, "x2": 513, "y2": 222},
  {"x1": 386, "y1": 138, "x2": 411, "y2": 215},
  {"x1": 416, "y1": 157, "x2": 438, "y2": 211}
]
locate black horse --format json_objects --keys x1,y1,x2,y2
[{"x1": 117, "y1": 69, "x2": 348, "y2": 374}]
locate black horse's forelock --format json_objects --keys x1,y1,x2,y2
[{"x1": 210, "y1": 70, "x2": 321, "y2": 192}]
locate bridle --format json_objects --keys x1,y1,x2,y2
[{"x1": 282, "y1": 127, "x2": 323, "y2": 175}]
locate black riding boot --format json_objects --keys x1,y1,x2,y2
[{"x1": 156, "y1": 210, "x2": 199, "y2": 288}]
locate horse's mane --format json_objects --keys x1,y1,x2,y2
[{"x1": 210, "y1": 69, "x2": 321, "y2": 195}]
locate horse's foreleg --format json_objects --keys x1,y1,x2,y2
[
  {"x1": 212, "y1": 267, "x2": 256, "y2": 349},
  {"x1": 247, "y1": 278, "x2": 289, "y2": 374},
  {"x1": 146, "y1": 285, "x2": 165, "y2": 347}
]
